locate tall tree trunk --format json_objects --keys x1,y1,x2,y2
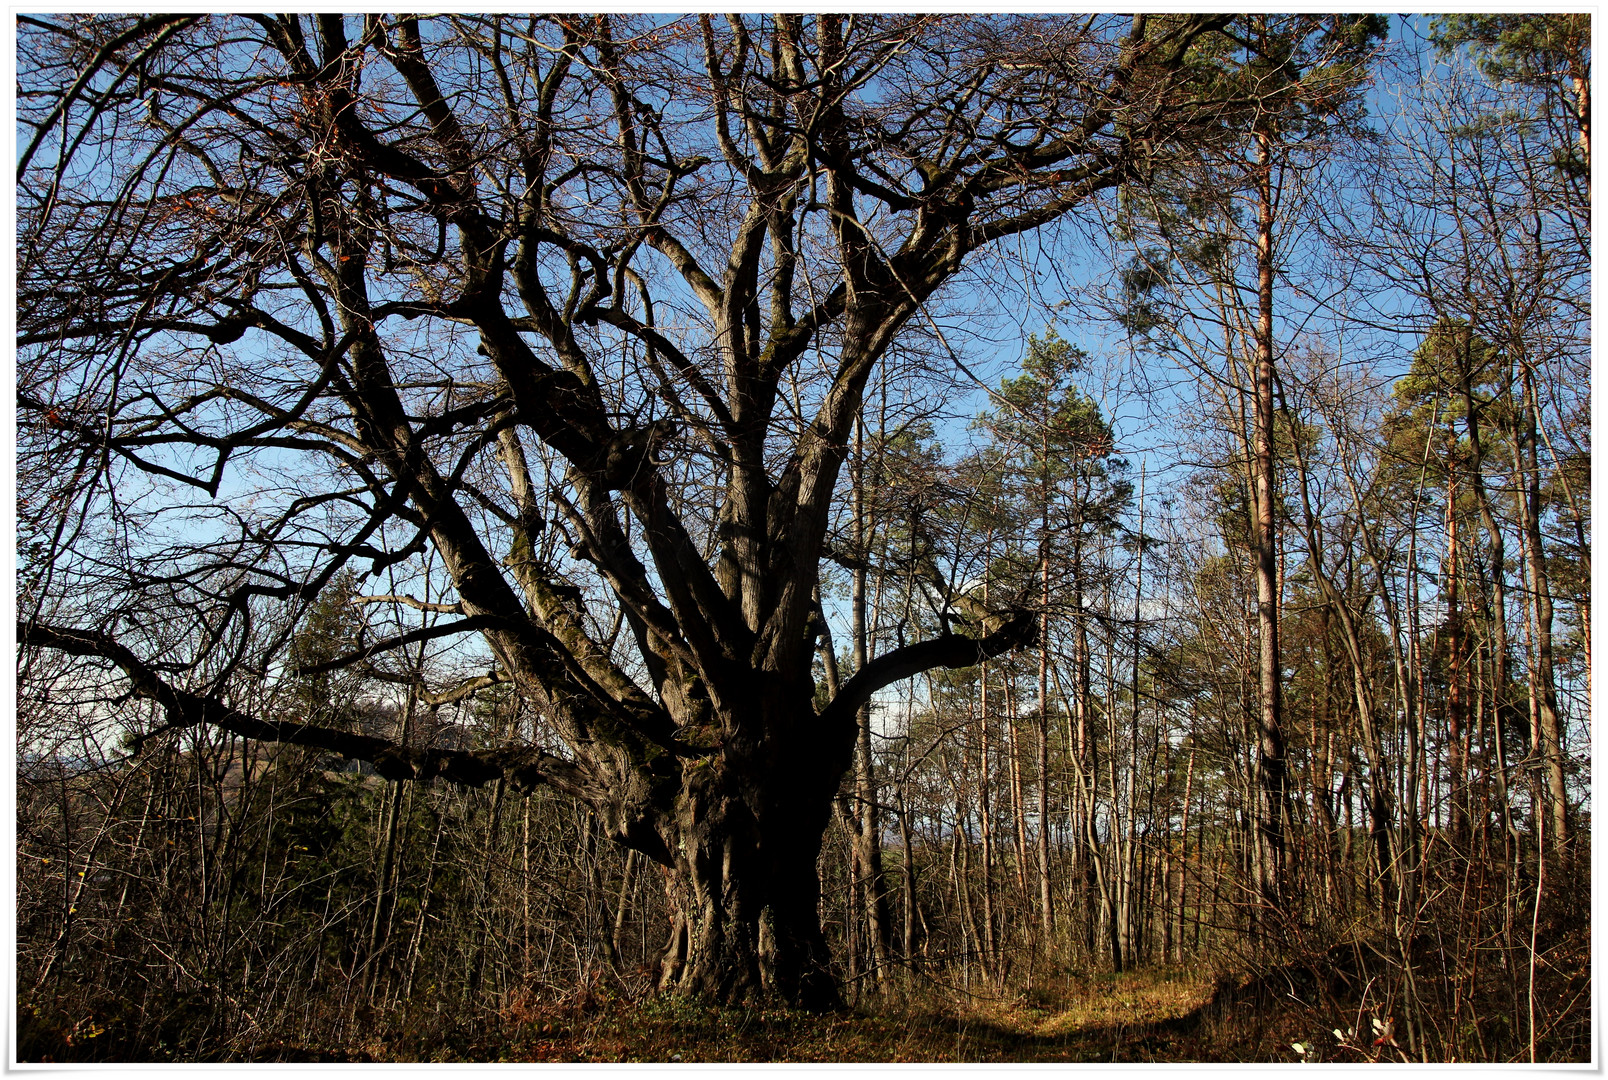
[
  {"x1": 1530, "y1": 400, "x2": 1590, "y2": 697},
  {"x1": 402, "y1": 807, "x2": 445, "y2": 1003},
  {"x1": 613, "y1": 848, "x2": 637, "y2": 966},
  {"x1": 897, "y1": 777, "x2": 918, "y2": 979},
  {"x1": 1105, "y1": 623, "x2": 1130, "y2": 972},
  {"x1": 977, "y1": 660, "x2": 999, "y2": 982},
  {"x1": 1514, "y1": 369, "x2": 1569, "y2": 860},
  {"x1": 946, "y1": 820, "x2": 967, "y2": 989},
  {"x1": 1036, "y1": 659, "x2": 1054, "y2": 951},
  {"x1": 1251, "y1": 129, "x2": 1287, "y2": 915},
  {"x1": 1403, "y1": 500, "x2": 1427, "y2": 917},
  {"x1": 1176, "y1": 740, "x2": 1196, "y2": 963},
  {"x1": 1036, "y1": 426, "x2": 1056, "y2": 947},
  {"x1": 368, "y1": 679, "x2": 418, "y2": 993},
  {"x1": 1007, "y1": 674, "x2": 1031, "y2": 911},
  {"x1": 366, "y1": 777, "x2": 404, "y2": 992},
  {"x1": 849, "y1": 419, "x2": 892, "y2": 986},
  {"x1": 468, "y1": 776, "x2": 507, "y2": 996},
  {"x1": 1313, "y1": 610, "x2": 1340, "y2": 902},
  {"x1": 587, "y1": 812, "x2": 622, "y2": 971},
  {"x1": 1121, "y1": 466, "x2": 1146, "y2": 966},
  {"x1": 1072, "y1": 565, "x2": 1100, "y2": 962},
  {"x1": 1458, "y1": 333, "x2": 1517, "y2": 846},
  {"x1": 1445, "y1": 483, "x2": 1469, "y2": 847},
  {"x1": 1287, "y1": 443, "x2": 1400, "y2": 923}
]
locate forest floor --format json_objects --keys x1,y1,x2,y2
[
  {"x1": 335, "y1": 967, "x2": 1247, "y2": 1064},
  {"x1": 25, "y1": 956, "x2": 1590, "y2": 1063}
]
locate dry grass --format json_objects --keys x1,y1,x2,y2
[
  {"x1": 426, "y1": 968, "x2": 1226, "y2": 1064},
  {"x1": 26, "y1": 952, "x2": 1587, "y2": 1063}
]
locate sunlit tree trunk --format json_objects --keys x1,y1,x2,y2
[
  {"x1": 1251, "y1": 127, "x2": 1288, "y2": 917},
  {"x1": 849, "y1": 420, "x2": 892, "y2": 989},
  {"x1": 1444, "y1": 482, "x2": 1469, "y2": 847},
  {"x1": 1513, "y1": 369, "x2": 1569, "y2": 861}
]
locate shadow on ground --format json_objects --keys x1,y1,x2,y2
[{"x1": 20, "y1": 948, "x2": 1591, "y2": 1063}]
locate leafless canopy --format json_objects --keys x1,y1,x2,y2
[{"x1": 19, "y1": 13, "x2": 1232, "y2": 1005}]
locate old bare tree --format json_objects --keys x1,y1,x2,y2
[{"x1": 19, "y1": 14, "x2": 1231, "y2": 1006}]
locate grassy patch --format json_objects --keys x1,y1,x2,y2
[
  {"x1": 438, "y1": 968, "x2": 1223, "y2": 1063},
  {"x1": 31, "y1": 956, "x2": 1581, "y2": 1063}
]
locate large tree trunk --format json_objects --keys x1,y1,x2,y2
[
  {"x1": 636, "y1": 607, "x2": 1034, "y2": 1009},
  {"x1": 656, "y1": 807, "x2": 836, "y2": 1008},
  {"x1": 641, "y1": 669, "x2": 854, "y2": 1009}
]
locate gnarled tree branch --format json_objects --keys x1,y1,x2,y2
[
  {"x1": 815, "y1": 611, "x2": 1039, "y2": 736},
  {"x1": 20, "y1": 621, "x2": 603, "y2": 800}
]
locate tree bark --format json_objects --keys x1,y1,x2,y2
[
  {"x1": 1457, "y1": 336, "x2": 1517, "y2": 846},
  {"x1": 1251, "y1": 128, "x2": 1287, "y2": 915},
  {"x1": 653, "y1": 694, "x2": 843, "y2": 1008},
  {"x1": 1514, "y1": 369, "x2": 1569, "y2": 860},
  {"x1": 1445, "y1": 481, "x2": 1469, "y2": 847},
  {"x1": 848, "y1": 421, "x2": 893, "y2": 988}
]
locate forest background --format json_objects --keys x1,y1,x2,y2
[{"x1": 13, "y1": 13, "x2": 1592, "y2": 1063}]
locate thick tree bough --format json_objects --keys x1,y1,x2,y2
[{"x1": 18, "y1": 621, "x2": 602, "y2": 801}]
